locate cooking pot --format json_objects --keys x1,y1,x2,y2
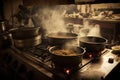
[
  {"x1": 9, "y1": 26, "x2": 42, "y2": 48},
  {"x1": 49, "y1": 46, "x2": 85, "y2": 67},
  {"x1": 11, "y1": 26, "x2": 41, "y2": 39},
  {"x1": 47, "y1": 32, "x2": 78, "y2": 46},
  {"x1": 13, "y1": 35, "x2": 41, "y2": 48},
  {"x1": 79, "y1": 36, "x2": 108, "y2": 52}
]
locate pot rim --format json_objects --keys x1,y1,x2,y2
[
  {"x1": 9, "y1": 27, "x2": 41, "y2": 32},
  {"x1": 47, "y1": 32, "x2": 78, "y2": 39},
  {"x1": 13, "y1": 35, "x2": 41, "y2": 42},
  {"x1": 79, "y1": 36, "x2": 108, "y2": 44},
  {"x1": 49, "y1": 46, "x2": 86, "y2": 57}
]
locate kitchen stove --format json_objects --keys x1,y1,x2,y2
[
  {"x1": 19, "y1": 44, "x2": 94, "y2": 79},
  {"x1": 0, "y1": 44, "x2": 120, "y2": 80}
]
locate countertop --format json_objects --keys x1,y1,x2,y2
[
  {"x1": 84, "y1": 18, "x2": 120, "y2": 23},
  {"x1": 64, "y1": 16, "x2": 120, "y2": 23}
]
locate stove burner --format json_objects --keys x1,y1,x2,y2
[
  {"x1": 54, "y1": 65, "x2": 80, "y2": 75},
  {"x1": 84, "y1": 51, "x2": 101, "y2": 58}
]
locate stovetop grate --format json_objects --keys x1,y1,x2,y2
[{"x1": 22, "y1": 45, "x2": 51, "y2": 63}]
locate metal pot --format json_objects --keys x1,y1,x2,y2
[
  {"x1": 49, "y1": 46, "x2": 85, "y2": 67},
  {"x1": 11, "y1": 27, "x2": 41, "y2": 39},
  {"x1": 10, "y1": 27, "x2": 42, "y2": 48},
  {"x1": 47, "y1": 32, "x2": 78, "y2": 46},
  {"x1": 79, "y1": 36, "x2": 108, "y2": 52},
  {"x1": 13, "y1": 35, "x2": 41, "y2": 48}
]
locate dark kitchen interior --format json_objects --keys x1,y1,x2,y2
[{"x1": 0, "y1": 0, "x2": 120, "y2": 80}]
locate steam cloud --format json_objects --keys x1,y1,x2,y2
[
  {"x1": 87, "y1": 24, "x2": 101, "y2": 37},
  {"x1": 36, "y1": 5, "x2": 68, "y2": 35},
  {"x1": 79, "y1": 20, "x2": 102, "y2": 38},
  {"x1": 32, "y1": 5, "x2": 103, "y2": 47},
  {"x1": 32, "y1": 5, "x2": 80, "y2": 47}
]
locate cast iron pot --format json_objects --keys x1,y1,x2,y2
[
  {"x1": 79, "y1": 36, "x2": 108, "y2": 52},
  {"x1": 47, "y1": 32, "x2": 78, "y2": 46},
  {"x1": 49, "y1": 46, "x2": 85, "y2": 67},
  {"x1": 11, "y1": 26, "x2": 41, "y2": 39}
]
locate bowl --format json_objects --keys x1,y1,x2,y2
[{"x1": 111, "y1": 45, "x2": 120, "y2": 54}]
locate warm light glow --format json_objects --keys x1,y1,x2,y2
[
  {"x1": 89, "y1": 54, "x2": 92, "y2": 58},
  {"x1": 66, "y1": 69, "x2": 70, "y2": 74},
  {"x1": 64, "y1": 68, "x2": 71, "y2": 75}
]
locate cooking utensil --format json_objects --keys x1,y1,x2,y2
[
  {"x1": 13, "y1": 35, "x2": 41, "y2": 48},
  {"x1": 79, "y1": 36, "x2": 108, "y2": 52},
  {"x1": 49, "y1": 46, "x2": 85, "y2": 67},
  {"x1": 6, "y1": 26, "x2": 42, "y2": 48},
  {"x1": 112, "y1": 45, "x2": 120, "y2": 54},
  {"x1": 10, "y1": 26, "x2": 41, "y2": 39},
  {"x1": 47, "y1": 32, "x2": 78, "y2": 46}
]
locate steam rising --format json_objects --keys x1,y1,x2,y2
[
  {"x1": 35, "y1": 5, "x2": 79, "y2": 47},
  {"x1": 37, "y1": 6, "x2": 68, "y2": 35},
  {"x1": 78, "y1": 20, "x2": 103, "y2": 46},
  {"x1": 87, "y1": 24, "x2": 101, "y2": 37},
  {"x1": 32, "y1": 5, "x2": 103, "y2": 47},
  {"x1": 79, "y1": 20, "x2": 102, "y2": 38}
]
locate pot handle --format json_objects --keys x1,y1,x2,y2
[
  {"x1": 8, "y1": 28, "x2": 19, "y2": 32},
  {"x1": 0, "y1": 27, "x2": 19, "y2": 36},
  {"x1": 81, "y1": 47, "x2": 86, "y2": 54},
  {"x1": 48, "y1": 46, "x2": 56, "y2": 53}
]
